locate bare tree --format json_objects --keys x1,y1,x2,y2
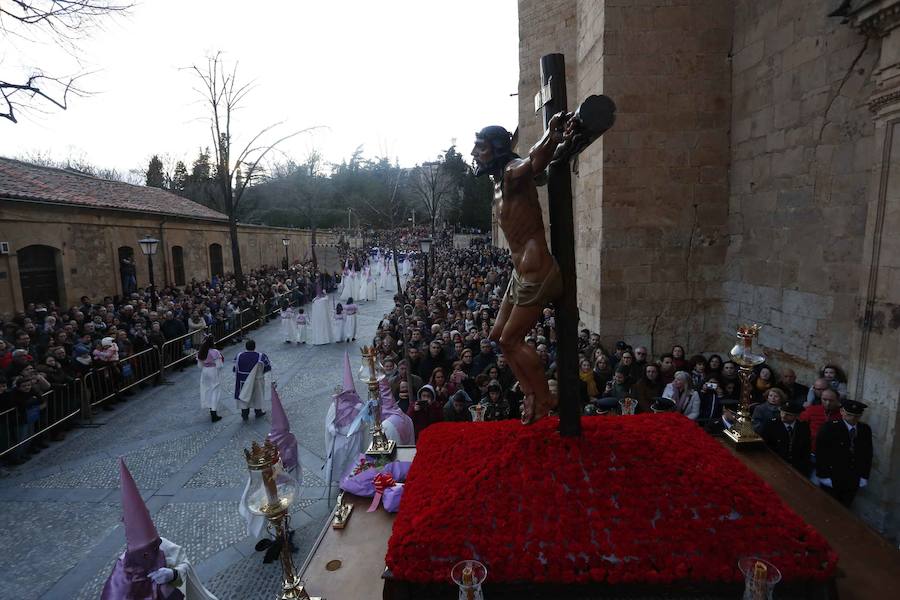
[
  {"x1": 410, "y1": 160, "x2": 454, "y2": 239},
  {"x1": 1, "y1": 1, "x2": 132, "y2": 123},
  {"x1": 188, "y1": 52, "x2": 316, "y2": 288}
]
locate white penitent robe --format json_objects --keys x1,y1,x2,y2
[
  {"x1": 294, "y1": 313, "x2": 308, "y2": 343},
  {"x1": 198, "y1": 352, "x2": 224, "y2": 412},
  {"x1": 344, "y1": 305, "x2": 358, "y2": 342},
  {"x1": 324, "y1": 401, "x2": 364, "y2": 491},
  {"x1": 332, "y1": 312, "x2": 346, "y2": 343},
  {"x1": 309, "y1": 296, "x2": 334, "y2": 345},
  {"x1": 280, "y1": 308, "x2": 296, "y2": 341},
  {"x1": 339, "y1": 273, "x2": 352, "y2": 302},
  {"x1": 356, "y1": 272, "x2": 368, "y2": 302}
]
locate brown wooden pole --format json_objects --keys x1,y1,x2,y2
[{"x1": 540, "y1": 53, "x2": 581, "y2": 437}]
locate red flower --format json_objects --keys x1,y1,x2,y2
[{"x1": 385, "y1": 415, "x2": 836, "y2": 585}]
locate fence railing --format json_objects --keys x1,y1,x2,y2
[
  {"x1": 0, "y1": 299, "x2": 295, "y2": 459},
  {"x1": 0, "y1": 381, "x2": 83, "y2": 459}
]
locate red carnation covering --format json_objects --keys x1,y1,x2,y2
[{"x1": 386, "y1": 414, "x2": 837, "y2": 585}]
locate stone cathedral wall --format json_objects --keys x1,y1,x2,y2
[{"x1": 518, "y1": 0, "x2": 900, "y2": 539}]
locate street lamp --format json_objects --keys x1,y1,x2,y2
[
  {"x1": 419, "y1": 237, "x2": 432, "y2": 299},
  {"x1": 282, "y1": 237, "x2": 290, "y2": 270},
  {"x1": 138, "y1": 237, "x2": 159, "y2": 305}
]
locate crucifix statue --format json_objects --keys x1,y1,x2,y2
[{"x1": 472, "y1": 53, "x2": 615, "y2": 434}]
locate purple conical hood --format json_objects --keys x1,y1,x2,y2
[
  {"x1": 267, "y1": 385, "x2": 299, "y2": 471},
  {"x1": 118, "y1": 457, "x2": 159, "y2": 551},
  {"x1": 342, "y1": 352, "x2": 355, "y2": 393},
  {"x1": 269, "y1": 384, "x2": 291, "y2": 433}
]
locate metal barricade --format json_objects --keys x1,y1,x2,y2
[
  {"x1": 86, "y1": 365, "x2": 119, "y2": 409},
  {"x1": 0, "y1": 380, "x2": 83, "y2": 458},
  {"x1": 117, "y1": 347, "x2": 161, "y2": 393},
  {"x1": 0, "y1": 304, "x2": 294, "y2": 459},
  {"x1": 159, "y1": 328, "x2": 203, "y2": 372}
]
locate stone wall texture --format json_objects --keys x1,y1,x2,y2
[{"x1": 518, "y1": 0, "x2": 900, "y2": 539}]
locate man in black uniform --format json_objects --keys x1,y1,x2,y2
[
  {"x1": 815, "y1": 400, "x2": 873, "y2": 508},
  {"x1": 762, "y1": 401, "x2": 811, "y2": 475},
  {"x1": 705, "y1": 398, "x2": 738, "y2": 437}
]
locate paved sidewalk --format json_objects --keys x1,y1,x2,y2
[{"x1": 0, "y1": 291, "x2": 395, "y2": 600}]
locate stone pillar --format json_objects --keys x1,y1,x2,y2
[{"x1": 844, "y1": 0, "x2": 900, "y2": 540}]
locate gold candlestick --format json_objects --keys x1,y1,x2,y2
[
  {"x1": 724, "y1": 324, "x2": 765, "y2": 445},
  {"x1": 360, "y1": 346, "x2": 396, "y2": 457},
  {"x1": 244, "y1": 441, "x2": 323, "y2": 600}
]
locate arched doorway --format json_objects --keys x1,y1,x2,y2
[
  {"x1": 18, "y1": 245, "x2": 61, "y2": 307},
  {"x1": 172, "y1": 246, "x2": 186, "y2": 286},
  {"x1": 118, "y1": 246, "x2": 136, "y2": 295},
  {"x1": 209, "y1": 243, "x2": 224, "y2": 278}
]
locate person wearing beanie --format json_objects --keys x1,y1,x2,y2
[
  {"x1": 233, "y1": 340, "x2": 270, "y2": 422},
  {"x1": 102, "y1": 458, "x2": 217, "y2": 599}
]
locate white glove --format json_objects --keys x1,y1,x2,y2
[
  {"x1": 148, "y1": 567, "x2": 175, "y2": 584},
  {"x1": 859, "y1": 478, "x2": 868, "y2": 488},
  {"x1": 819, "y1": 478, "x2": 833, "y2": 488}
]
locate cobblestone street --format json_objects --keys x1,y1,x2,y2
[{"x1": 0, "y1": 291, "x2": 394, "y2": 600}]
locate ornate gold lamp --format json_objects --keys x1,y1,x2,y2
[
  {"x1": 243, "y1": 440, "x2": 323, "y2": 600},
  {"x1": 358, "y1": 346, "x2": 396, "y2": 457},
  {"x1": 725, "y1": 324, "x2": 765, "y2": 445},
  {"x1": 330, "y1": 383, "x2": 354, "y2": 530}
]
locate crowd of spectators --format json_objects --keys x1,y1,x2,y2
[
  {"x1": 0, "y1": 261, "x2": 340, "y2": 466},
  {"x1": 372, "y1": 230, "x2": 868, "y2": 504}
]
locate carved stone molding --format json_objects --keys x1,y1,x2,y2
[
  {"x1": 845, "y1": 0, "x2": 900, "y2": 37},
  {"x1": 869, "y1": 88, "x2": 900, "y2": 112}
]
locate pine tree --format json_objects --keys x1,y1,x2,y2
[
  {"x1": 171, "y1": 161, "x2": 188, "y2": 193},
  {"x1": 145, "y1": 155, "x2": 166, "y2": 188}
]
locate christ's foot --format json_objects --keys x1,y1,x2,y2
[{"x1": 520, "y1": 394, "x2": 535, "y2": 425}]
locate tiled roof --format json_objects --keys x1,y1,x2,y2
[{"x1": 0, "y1": 157, "x2": 228, "y2": 221}]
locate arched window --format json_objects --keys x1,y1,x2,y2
[
  {"x1": 209, "y1": 243, "x2": 224, "y2": 278},
  {"x1": 172, "y1": 246, "x2": 186, "y2": 286},
  {"x1": 18, "y1": 244, "x2": 62, "y2": 306}
]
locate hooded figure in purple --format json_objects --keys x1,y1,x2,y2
[
  {"x1": 267, "y1": 383, "x2": 299, "y2": 472},
  {"x1": 324, "y1": 352, "x2": 364, "y2": 489},
  {"x1": 102, "y1": 458, "x2": 218, "y2": 600},
  {"x1": 378, "y1": 377, "x2": 415, "y2": 445},
  {"x1": 239, "y1": 383, "x2": 300, "y2": 540}
]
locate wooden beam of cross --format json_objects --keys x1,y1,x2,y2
[{"x1": 535, "y1": 53, "x2": 616, "y2": 437}]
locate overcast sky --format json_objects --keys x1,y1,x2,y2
[{"x1": 0, "y1": 0, "x2": 519, "y2": 176}]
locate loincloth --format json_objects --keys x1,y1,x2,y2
[{"x1": 504, "y1": 262, "x2": 563, "y2": 307}]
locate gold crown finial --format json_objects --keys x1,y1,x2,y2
[
  {"x1": 243, "y1": 439, "x2": 280, "y2": 469},
  {"x1": 737, "y1": 323, "x2": 761, "y2": 338}
]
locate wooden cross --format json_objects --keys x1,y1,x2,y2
[{"x1": 535, "y1": 53, "x2": 616, "y2": 437}]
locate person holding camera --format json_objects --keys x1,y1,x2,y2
[
  {"x1": 407, "y1": 384, "x2": 442, "y2": 440},
  {"x1": 697, "y1": 377, "x2": 725, "y2": 425}
]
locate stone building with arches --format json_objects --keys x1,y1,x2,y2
[{"x1": 0, "y1": 157, "x2": 334, "y2": 312}]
